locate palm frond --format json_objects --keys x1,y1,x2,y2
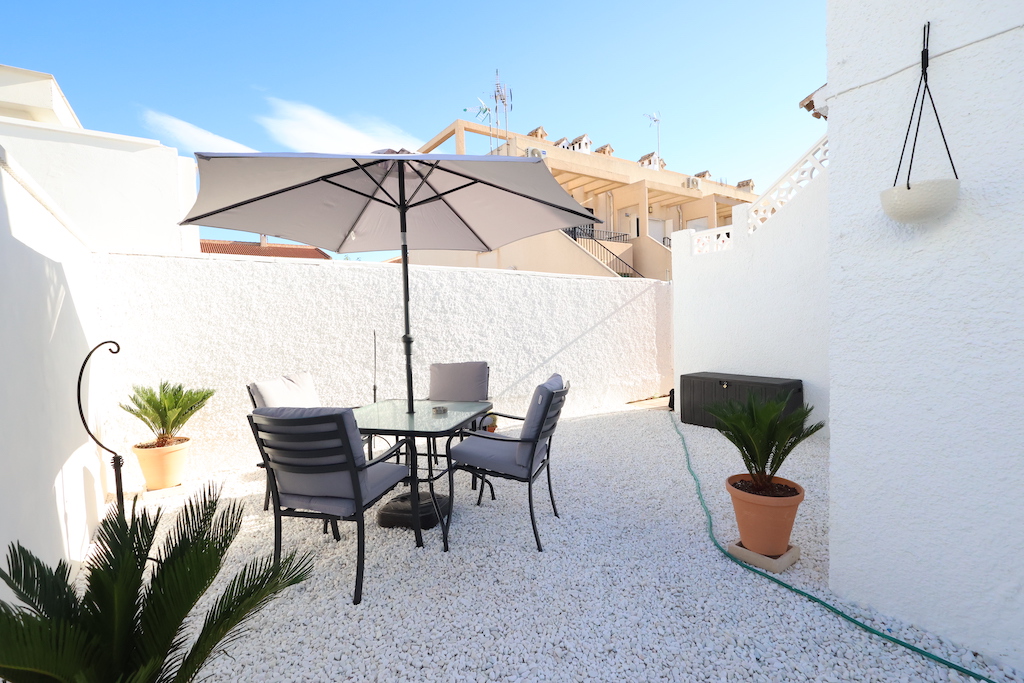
[
  {"x1": 706, "y1": 390, "x2": 824, "y2": 492},
  {"x1": 170, "y1": 552, "x2": 313, "y2": 683},
  {"x1": 137, "y1": 485, "x2": 240, "y2": 677},
  {"x1": 0, "y1": 543, "x2": 81, "y2": 622},
  {"x1": 0, "y1": 609, "x2": 98, "y2": 683},
  {"x1": 79, "y1": 498, "x2": 158, "y2": 680},
  {"x1": 119, "y1": 382, "x2": 215, "y2": 441}
]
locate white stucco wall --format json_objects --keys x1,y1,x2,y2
[
  {"x1": 0, "y1": 149, "x2": 103, "y2": 599},
  {"x1": 672, "y1": 174, "x2": 831, "y2": 431},
  {"x1": 71, "y1": 254, "x2": 672, "y2": 490},
  {"x1": 826, "y1": 3, "x2": 1024, "y2": 668},
  {"x1": 0, "y1": 119, "x2": 197, "y2": 255}
]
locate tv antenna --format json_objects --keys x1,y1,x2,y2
[
  {"x1": 644, "y1": 112, "x2": 661, "y2": 163},
  {"x1": 494, "y1": 70, "x2": 512, "y2": 155}
]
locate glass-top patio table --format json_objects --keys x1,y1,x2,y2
[{"x1": 351, "y1": 399, "x2": 492, "y2": 549}]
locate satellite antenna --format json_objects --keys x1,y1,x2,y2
[
  {"x1": 464, "y1": 96, "x2": 497, "y2": 153},
  {"x1": 463, "y1": 97, "x2": 492, "y2": 124},
  {"x1": 644, "y1": 112, "x2": 661, "y2": 164},
  {"x1": 494, "y1": 70, "x2": 512, "y2": 155}
]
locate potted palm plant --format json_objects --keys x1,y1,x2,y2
[
  {"x1": 706, "y1": 390, "x2": 824, "y2": 558},
  {"x1": 121, "y1": 381, "x2": 215, "y2": 490},
  {"x1": 0, "y1": 484, "x2": 311, "y2": 683}
]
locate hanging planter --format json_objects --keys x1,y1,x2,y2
[{"x1": 880, "y1": 23, "x2": 960, "y2": 224}]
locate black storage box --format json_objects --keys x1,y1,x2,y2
[{"x1": 678, "y1": 372, "x2": 804, "y2": 428}]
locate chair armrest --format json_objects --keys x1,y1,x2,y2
[
  {"x1": 445, "y1": 429, "x2": 537, "y2": 451},
  {"x1": 363, "y1": 438, "x2": 406, "y2": 469},
  {"x1": 486, "y1": 411, "x2": 525, "y2": 421}
]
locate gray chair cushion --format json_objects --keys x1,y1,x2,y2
[
  {"x1": 516, "y1": 374, "x2": 563, "y2": 467},
  {"x1": 451, "y1": 433, "x2": 538, "y2": 479},
  {"x1": 277, "y1": 462, "x2": 407, "y2": 517},
  {"x1": 249, "y1": 372, "x2": 321, "y2": 409},
  {"x1": 252, "y1": 407, "x2": 370, "y2": 499},
  {"x1": 428, "y1": 362, "x2": 489, "y2": 402}
]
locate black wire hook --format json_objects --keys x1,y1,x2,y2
[{"x1": 77, "y1": 341, "x2": 125, "y2": 515}]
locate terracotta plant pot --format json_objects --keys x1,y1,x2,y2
[
  {"x1": 132, "y1": 439, "x2": 190, "y2": 490},
  {"x1": 726, "y1": 473, "x2": 805, "y2": 557}
]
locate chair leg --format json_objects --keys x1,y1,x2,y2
[
  {"x1": 273, "y1": 511, "x2": 283, "y2": 565},
  {"x1": 353, "y1": 517, "x2": 365, "y2": 605},
  {"x1": 264, "y1": 479, "x2": 271, "y2": 511},
  {"x1": 476, "y1": 475, "x2": 495, "y2": 505},
  {"x1": 322, "y1": 519, "x2": 329, "y2": 535},
  {"x1": 331, "y1": 519, "x2": 341, "y2": 541},
  {"x1": 546, "y1": 462, "x2": 559, "y2": 518},
  {"x1": 528, "y1": 479, "x2": 543, "y2": 552}
]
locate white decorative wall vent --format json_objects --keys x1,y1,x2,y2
[{"x1": 691, "y1": 228, "x2": 733, "y2": 255}]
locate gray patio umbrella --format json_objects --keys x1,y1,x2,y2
[{"x1": 180, "y1": 152, "x2": 599, "y2": 413}]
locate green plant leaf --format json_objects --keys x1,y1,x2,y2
[
  {"x1": 120, "y1": 382, "x2": 215, "y2": 441},
  {"x1": 706, "y1": 390, "x2": 824, "y2": 493},
  {"x1": 0, "y1": 543, "x2": 81, "y2": 623},
  {"x1": 171, "y1": 552, "x2": 313, "y2": 683}
]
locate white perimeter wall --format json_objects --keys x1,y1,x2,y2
[
  {"x1": 72, "y1": 253, "x2": 672, "y2": 490},
  {"x1": 672, "y1": 174, "x2": 831, "y2": 432},
  {"x1": 826, "y1": 2, "x2": 1024, "y2": 668}
]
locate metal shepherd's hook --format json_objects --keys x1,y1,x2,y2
[{"x1": 77, "y1": 341, "x2": 125, "y2": 515}]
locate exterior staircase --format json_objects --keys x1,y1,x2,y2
[{"x1": 562, "y1": 226, "x2": 643, "y2": 277}]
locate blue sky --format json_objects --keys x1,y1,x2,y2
[{"x1": 6, "y1": 0, "x2": 826, "y2": 259}]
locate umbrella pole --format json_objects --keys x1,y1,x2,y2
[{"x1": 399, "y1": 161, "x2": 415, "y2": 414}]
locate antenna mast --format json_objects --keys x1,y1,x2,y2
[
  {"x1": 494, "y1": 70, "x2": 512, "y2": 155},
  {"x1": 645, "y1": 112, "x2": 661, "y2": 163}
]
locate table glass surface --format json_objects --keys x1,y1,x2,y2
[{"x1": 351, "y1": 399, "x2": 492, "y2": 437}]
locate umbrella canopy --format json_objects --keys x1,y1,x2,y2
[{"x1": 181, "y1": 152, "x2": 600, "y2": 412}]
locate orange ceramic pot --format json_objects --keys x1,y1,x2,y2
[
  {"x1": 132, "y1": 439, "x2": 190, "y2": 490},
  {"x1": 726, "y1": 473, "x2": 804, "y2": 557}
]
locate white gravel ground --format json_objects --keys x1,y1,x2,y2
[{"x1": 138, "y1": 408, "x2": 1020, "y2": 683}]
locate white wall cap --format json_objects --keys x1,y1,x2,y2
[{"x1": 0, "y1": 64, "x2": 81, "y2": 128}]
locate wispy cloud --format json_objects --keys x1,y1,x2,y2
[
  {"x1": 143, "y1": 110, "x2": 257, "y2": 154},
  {"x1": 257, "y1": 98, "x2": 423, "y2": 154}
]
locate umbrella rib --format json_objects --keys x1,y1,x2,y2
[
  {"x1": 322, "y1": 178, "x2": 397, "y2": 207},
  {"x1": 407, "y1": 180, "x2": 478, "y2": 209},
  {"x1": 408, "y1": 163, "x2": 491, "y2": 251},
  {"x1": 430, "y1": 164, "x2": 599, "y2": 223},
  {"x1": 353, "y1": 160, "x2": 399, "y2": 206},
  {"x1": 405, "y1": 161, "x2": 440, "y2": 205},
  {"x1": 182, "y1": 159, "x2": 392, "y2": 224},
  {"x1": 332, "y1": 158, "x2": 400, "y2": 252}
]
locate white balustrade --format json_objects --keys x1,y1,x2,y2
[
  {"x1": 691, "y1": 228, "x2": 734, "y2": 256},
  {"x1": 747, "y1": 135, "x2": 829, "y2": 232}
]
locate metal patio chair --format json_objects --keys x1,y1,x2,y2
[
  {"x1": 248, "y1": 407, "x2": 407, "y2": 605},
  {"x1": 427, "y1": 361, "x2": 490, "y2": 473},
  {"x1": 446, "y1": 374, "x2": 569, "y2": 551}
]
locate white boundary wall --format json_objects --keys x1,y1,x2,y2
[
  {"x1": 826, "y1": 2, "x2": 1024, "y2": 668},
  {"x1": 672, "y1": 174, "x2": 830, "y2": 432},
  {"x1": 74, "y1": 253, "x2": 672, "y2": 490}
]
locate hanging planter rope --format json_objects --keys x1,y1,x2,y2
[{"x1": 881, "y1": 22, "x2": 961, "y2": 223}]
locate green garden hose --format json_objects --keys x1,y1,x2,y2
[{"x1": 670, "y1": 414, "x2": 997, "y2": 683}]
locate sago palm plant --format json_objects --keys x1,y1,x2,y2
[
  {"x1": 120, "y1": 382, "x2": 216, "y2": 447},
  {"x1": 0, "y1": 484, "x2": 312, "y2": 683},
  {"x1": 705, "y1": 390, "x2": 824, "y2": 495}
]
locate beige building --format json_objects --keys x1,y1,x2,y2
[{"x1": 411, "y1": 119, "x2": 758, "y2": 280}]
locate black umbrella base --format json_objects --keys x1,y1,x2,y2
[{"x1": 377, "y1": 491, "x2": 450, "y2": 530}]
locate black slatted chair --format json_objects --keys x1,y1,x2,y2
[
  {"x1": 248, "y1": 407, "x2": 408, "y2": 604},
  {"x1": 446, "y1": 374, "x2": 569, "y2": 551}
]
